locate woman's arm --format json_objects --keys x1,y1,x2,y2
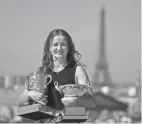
[
  {"x1": 17, "y1": 78, "x2": 29, "y2": 107},
  {"x1": 75, "y1": 65, "x2": 94, "y2": 95},
  {"x1": 75, "y1": 66, "x2": 90, "y2": 86},
  {"x1": 17, "y1": 89, "x2": 29, "y2": 107}
]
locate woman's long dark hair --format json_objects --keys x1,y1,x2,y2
[{"x1": 41, "y1": 29, "x2": 82, "y2": 73}]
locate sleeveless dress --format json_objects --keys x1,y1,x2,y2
[{"x1": 50, "y1": 62, "x2": 77, "y2": 86}]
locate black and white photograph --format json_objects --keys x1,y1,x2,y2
[{"x1": 0, "y1": 0, "x2": 141, "y2": 123}]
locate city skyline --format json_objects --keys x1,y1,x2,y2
[{"x1": 0, "y1": 0, "x2": 140, "y2": 83}]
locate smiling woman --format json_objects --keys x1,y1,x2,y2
[
  {"x1": 17, "y1": 29, "x2": 91, "y2": 123},
  {"x1": 40, "y1": 29, "x2": 90, "y2": 86}
]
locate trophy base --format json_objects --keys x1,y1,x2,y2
[
  {"x1": 61, "y1": 115, "x2": 88, "y2": 123},
  {"x1": 17, "y1": 104, "x2": 88, "y2": 122},
  {"x1": 17, "y1": 104, "x2": 56, "y2": 120}
]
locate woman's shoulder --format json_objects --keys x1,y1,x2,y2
[
  {"x1": 75, "y1": 63, "x2": 90, "y2": 86},
  {"x1": 68, "y1": 61, "x2": 87, "y2": 72},
  {"x1": 75, "y1": 64, "x2": 87, "y2": 74},
  {"x1": 75, "y1": 63, "x2": 88, "y2": 78}
]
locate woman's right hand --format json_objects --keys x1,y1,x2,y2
[{"x1": 28, "y1": 90, "x2": 48, "y2": 105}]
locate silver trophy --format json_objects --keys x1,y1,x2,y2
[{"x1": 25, "y1": 70, "x2": 52, "y2": 105}]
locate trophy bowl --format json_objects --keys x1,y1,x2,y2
[
  {"x1": 61, "y1": 96, "x2": 78, "y2": 106},
  {"x1": 25, "y1": 70, "x2": 53, "y2": 105},
  {"x1": 59, "y1": 84, "x2": 87, "y2": 97},
  {"x1": 59, "y1": 84, "x2": 96, "y2": 108},
  {"x1": 59, "y1": 84, "x2": 86, "y2": 107},
  {"x1": 27, "y1": 70, "x2": 52, "y2": 91}
]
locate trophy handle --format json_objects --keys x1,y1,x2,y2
[
  {"x1": 54, "y1": 81, "x2": 58, "y2": 87},
  {"x1": 45, "y1": 75, "x2": 52, "y2": 86},
  {"x1": 54, "y1": 81, "x2": 62, "y2": 94}
]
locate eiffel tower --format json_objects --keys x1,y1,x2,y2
[{"x1": 92, "y1": 6, "x2": 113, "y2": 87}]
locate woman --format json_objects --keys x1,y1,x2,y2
[
  {"x1": 41, "y1": 28, "x2": 90, "y2": 86},
  {"x1": 18, "y1": 29, "x2": 91, "y2": 122}
]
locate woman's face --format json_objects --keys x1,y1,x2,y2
[{"x1": 50, "y1": 35, "x2": 68, "y2": 59}]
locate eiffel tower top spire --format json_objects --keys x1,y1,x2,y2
[
  {"x1": 101, "y1": 4, "x2": 105, "y2": 9},
  {"x1": 98, "y1": 5, "x2": 106, "y2": 63},
  {"x1": 92, "y1": 5, "x2": 113, "y2": 87}
]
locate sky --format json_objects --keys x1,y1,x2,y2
[{"x1": 0, "y1": 0, "x2": 141, "y2": 83}]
